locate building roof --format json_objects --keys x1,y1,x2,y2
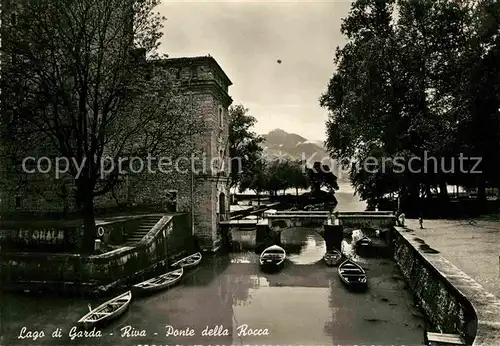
[{"x1": 151, "y1": 55, "x2": 233, "y2": 86}]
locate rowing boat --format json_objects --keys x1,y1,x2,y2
[
  {"x1": 78, "y1": 291, "x2": 131, "y2": 329},
  {"x1": 171, "y1": 252, "x2": 202, "y2": 268},
  {"x1": 356, "y1": 236, "x2": 372, "y2": 247},
  {"x1": 323, "y1": 248, "x2": 342, "y2": 267},
  {"x1": 259, "y1": 245, "x2": 286, "y2": 270},
  {"x1": 132, "y1": 268, "x2": 183, "y2": 294},
  {"x1": 338, "y1": 259, "x2": 367, "y2": 289}
]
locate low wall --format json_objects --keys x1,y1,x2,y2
[
  {"x1": 0, "y1": 227, "x2": 79, "y2": 252},
  {"x1": 393, "y1": 227, "x2": 500, "y2": 345},
  {"x1": 96, "y1": 216, "x2": 148, "y2": 246},
  {"x1": 338, "y1": 214, "x2": 395, "y2": 229},
  {"x1": 0, "y1": 214, "x2": 195, "y2": 296},
  {"x1": 0, "y1": 214, "x2": 152, "y2": 251}
]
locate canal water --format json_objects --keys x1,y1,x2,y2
[
  {"x1": 1, "y1": 228, "x2": 427, "y2": 346},
  {"x1": 1, "y1": 191, "x2": 428, "y2": 345}
]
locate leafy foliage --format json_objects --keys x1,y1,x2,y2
[
  {"x1": 307, "y1": 162, "x2": 339, "y2": 195},
  {"x1": 228, "y1": 104, "x2": 264, "y2": 188},
  {"x1": 0, "y1": 0, "x2": 202, "y2": 252},
  {"x1": 321, "y1": 0, "x2": 500, "y2": 204}
]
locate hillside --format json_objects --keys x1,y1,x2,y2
[{"x1": 260, "y1": 129, "x2": 350, "y2": 182}]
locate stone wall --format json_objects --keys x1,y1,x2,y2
[
  {"x1": 0, "y1": 214, "x2": 195, "y2": 295},
  {"x1": 192, "y1": 177, "x2": 229, "y2": 251},
  {"x1": 0, "y1": 215, "x2": 153, "y2": 251},
  {"x1": 0, "y1": 226, "x2": 79, "y2": 252},
  {"x1": 338, "y1": 214, "x2": 395, "y2": 229},
  {"x1": 393, "y1": 226, "x2": 500, "y2": 345},
  {"x1": 0, "y1": 56, "x2": 232, "y2": 252},
  {"x1": 392, "y1": 227, "x2": 476, "y2": 344},
  {"x1": 96, "y1": 216, "x2": 149, "y2": 245}
]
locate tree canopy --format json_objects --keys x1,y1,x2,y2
[
  {"x1": 228, "y1": 104, "x2": 264, "y2": 188},
  {"x1": 321, "y1": 0, "x2": 500, "y2": 205},
  {"x1": 0, "y1": 0, "x2": 203, "y2": 252}
]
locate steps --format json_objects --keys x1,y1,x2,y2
[
  {"x1": 123, "y1": 215, "x2": 163, "y2": 246},
  {"x1": 425, "y1": 332, "x2": 465, "y2": 345}
]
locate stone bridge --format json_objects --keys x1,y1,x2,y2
[
  {"x1": 221, "y1": 210, "x2": 397, "y2": 251},
  {"x1": 252, "y1": 211, "x2": 396, "y2": 252},
  {"x1": 264, "y1": 210, "x2": 396, "y2": 230},
  {"x1": 336, "y1": 211, "x2": 396, "y2": 230}
]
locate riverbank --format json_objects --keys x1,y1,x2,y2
[
  {"x1": 400, "y1": 219, "x2": 500, "y2": 345},
  {"x1": 1, "y1": 227, "x2": 427, "y2": 345},
  {"x1": 405, "y1": 218, "x2": 500, "y2": 300}
]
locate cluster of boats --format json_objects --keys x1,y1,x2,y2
[
  {"x1": 326, "y1": 235, "x2": 372, "y2": 289},
  {"x1": 77, "y1": 252, "x2": 202, "y2": 329},
  {"x1": 258, "y1": 235, "x2": 371, "y2": 290}
]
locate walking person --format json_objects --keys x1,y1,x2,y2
[
  {"x1": 398, "y1": 212, "x2": 405, "y2": 227},
  {"x1": 419, "y1": 213, "x2": 424, "y2": 229}
]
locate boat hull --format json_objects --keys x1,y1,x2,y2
[
  {"x1": 171, "y1": 252, "x2": 202, "y2": 268},
  {"x1": 323, "y1": 250, "x2": 342, "y2": 267},
  {"x1": 259, "y1": 262, "x2": 284, "y2": 272},
  {"x1": 259, "y1": 245, "x2": 286, "y2": 272},
  {"x1": 80, "y1": 303, "x2": 129, "y2": 330},
  {"x1": 338, "y1": 274, "x2": 368, "y2": 289},
  {"x1": 78, "y1": 291, "x2": 132, "y2": 329},
  {"x1": 338, "y1": 261, "x2": 368, "y2": 291},
  {"x1": 132, "y1": 269, "x2": 183, "y2": 295},
  {"x1": 355, "y1": 237, "x2": 372, "y2": 247}
]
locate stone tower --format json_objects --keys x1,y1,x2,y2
[
  {"x1": 134, "y1": 56, "x2": 233, "y2": 252},
  {"x1": 0, "y1": 52, "x2": 233, "y2": 252}
]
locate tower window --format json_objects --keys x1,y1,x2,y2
[
  {"x1": 15, "y1": 196, "x2": 21, "y2": 208},
  {"x1": 165, "y1": 190, "x2": 177, "y2": 212},
  {"x1": 219, "y1": 107, "x2": 224, "y2": 128}
]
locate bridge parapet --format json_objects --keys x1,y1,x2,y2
[
  {"x1": 336, "y1": 211, "x2": 394, "y2": 216},
  {"x1": 336, "y1": 212, "x2": 396, "y2": 229}
]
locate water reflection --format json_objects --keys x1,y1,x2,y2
[
  {"x1": 230, "y1": 226, "x2": 327, "y2": 264},
  {"x1": 230, "y1": 226, "x2": 372, "y2": 265},
  {"x1": 283, "y1": 228, "x2": 325, "y2": 265},
  {"x1": 2, "y1": 226, "x2": 425, "y2": 346}
]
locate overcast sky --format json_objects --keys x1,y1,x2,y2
[{"x1": 158, "y1": 0, "x2": 352, "y2": 141}]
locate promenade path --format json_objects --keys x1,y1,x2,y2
[{"x1": 405, "y1": 218, "x2": 500, "y2": 299}]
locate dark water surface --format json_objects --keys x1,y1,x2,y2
[{"x1": 2, "y1": 226, "x2": 427, "y2": 346}]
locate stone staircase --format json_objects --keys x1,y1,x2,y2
[{"x1": 124, "y1": 215, "x2": 163, "y2": 246}]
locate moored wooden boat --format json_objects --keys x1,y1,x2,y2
[
  {"x1": 323, "y1": 249, "x2": 342, "y2": 267},
  {"x1": 356, "y1": 236, "x2": 372, "y2": 247},
  {"x1": 132, "y1": 268, "x2": 183, "y2": 294},
  {"x1": 259, "y1": 245, "x2": 286, "y2": 269},
  {"x1": 171, "y1": 252, "x2": 202, "y2": 268},
  {"x1": 338, "y1": 259, "x2": 367, "y2": 288},
  {"x1": 78, "y1": 291, "x2": 132, "y2": 329}
]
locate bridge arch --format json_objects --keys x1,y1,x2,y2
[{"x1": 268, "y1": 218, "x2": 326, "y2": 239}]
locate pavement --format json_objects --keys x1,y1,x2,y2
[{"x1": 405, "y1": 218, "x2": 500, "y2": 300}]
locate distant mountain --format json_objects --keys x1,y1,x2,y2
[{"x1": 260, "y1": 129, "x2": 350, "y2": 181}]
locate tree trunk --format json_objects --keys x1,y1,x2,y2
[
  {"x1": 257, "y1": 192, "x2": 261, "y2": 206},
  {"x1": 425, "y1": 184, "x2": 432, "y2": 199},
  {"x1": 296, "y1": 187, "x2": 298, "y2": 196},
  {"x1": 477, "y1": 183, "x2": 486, "y2": 202},
  {"x1": 438, "y1": 179, "x2": 449, "y2": 200},
  {"x1": 81, "y1": 193, "x2": 97, "y2": 254}
]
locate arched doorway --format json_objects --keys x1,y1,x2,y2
[{"x1": 219, "y1": 192, "x2": 226, "y2": 221}]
